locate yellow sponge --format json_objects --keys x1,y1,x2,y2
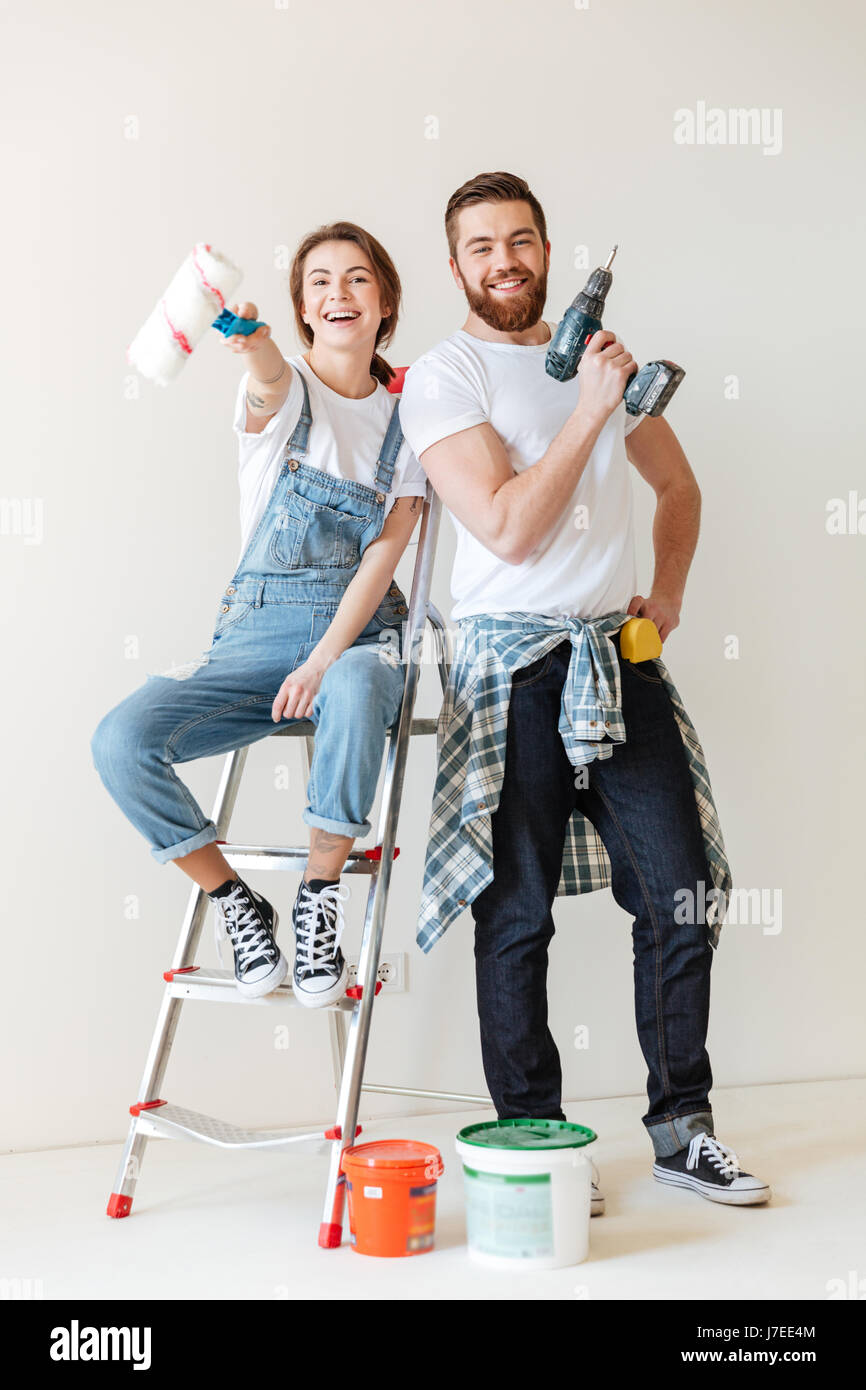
[{"x1": 620, "y1": 617, "x2": 663, "y2": 662}]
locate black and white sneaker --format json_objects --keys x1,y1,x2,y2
[
  {"x1": 291, "y1": 879, "x2": 350, "y2": 1008},
  {"x1": 210, "y1": 877, "x2": 288, "y2": 999},
  {"x1": 653, "y1": 1131, "x2": 771, "y2": 1206}
]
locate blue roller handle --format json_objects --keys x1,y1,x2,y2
[{"x1": 211, "y1": 308, "x2": 267, "y2": 337}]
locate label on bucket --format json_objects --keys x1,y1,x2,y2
[
  {"x1": 363, "y1": 1186, "x2": 383, "y2": 1199},
  {"x1": 407, "y1": 1182, "x2": 437, "y2": 1253},
  {"x1": 462, "y1": 1166, "x2": 554, "y2": 1259}
]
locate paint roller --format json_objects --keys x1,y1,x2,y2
[{"x1": 126, "y1": 242, "x2": 266, "y2": 387}]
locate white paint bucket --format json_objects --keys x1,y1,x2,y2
[{"x1": 455, "y1": 1119, "x2": 597, "y2": 1271}]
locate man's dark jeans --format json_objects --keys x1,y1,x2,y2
[{"x1": 470, "y1": 632, "x2": 716, "y2": 1159}]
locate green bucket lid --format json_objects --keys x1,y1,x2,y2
[{"x1": 457, "y1": 1118, "x2": 597, "y2": 1150}]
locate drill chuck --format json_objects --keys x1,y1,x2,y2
[{"x1": 574, "y1": 264, "x2": 615, "y2": 318}]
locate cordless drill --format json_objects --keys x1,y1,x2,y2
[{"x1": 545, "y1": 245, "x2": 685, "y2": 419}]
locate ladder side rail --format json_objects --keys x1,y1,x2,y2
[
  {"x1": 108, "y1": 745, "x2": 251, "y2": 1215},
  {"x1": 318, "y1": 491, "x2": 442, "y2": 1243},
  {"x1": 328, "y1": 1012, "x2": 348, "y2": 1090},
  {"x1": 424, "y1": 599, "x2": 453, "y2": 695}
]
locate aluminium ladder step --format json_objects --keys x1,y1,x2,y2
[
  {"x1": 217, "y1": 842, "x2": 399, "y2": 873},
  {"x1": 162, "y1": 966, "x2": 379, "y2": 1006},
  {"x1": 129, "y1": 1101, "x2": 362, "y2": 1150}
]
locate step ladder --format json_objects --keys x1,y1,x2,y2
[{"x1": 106, "y1": 483, "x2": 490, "y2": 1248}]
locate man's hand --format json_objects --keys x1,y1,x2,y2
[
  {"x1": 626, "y1": 591, "x2": 681, "y2": 644},
  {"x1": 272, "y1": 658, "x2": 331, "y2": 722},
  {"x1": 575, "y1": 329, "x2": 638, "y2": 427}
]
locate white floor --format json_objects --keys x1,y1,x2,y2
[{"x1": 2, "y1": 1078, "x2": 863, "y2": 1301}]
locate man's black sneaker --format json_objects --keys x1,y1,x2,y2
[
  {"x1": 210, "y1": 877, "x2": 288, "y2": 999},
  {"x1": 653, "y1": 1131, "x2": 771, "y2": 1205},
  {"x1": 291, "y1": 879, "x2": 350, "y2": 1008}
]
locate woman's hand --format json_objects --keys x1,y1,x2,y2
[
  {"x1": 224, "y1": 301, "x2": 272, "y2": 356},
  {"x1": 272, "y1": 658, "x2": 330, "y2": 722}
]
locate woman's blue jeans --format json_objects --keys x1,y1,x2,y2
[
  {"x1": 470, "y1": 633, "x2": 716, "y2": 1159},
  {"x1": 90, "y1": 588, "x2": 405, "y2": 864}
]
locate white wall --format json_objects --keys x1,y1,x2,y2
[{"x1": 2, "y1": 0, "x2": 864, "y2": 1151}]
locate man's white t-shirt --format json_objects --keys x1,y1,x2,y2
[
  {"x1": 397, "y1": 322, "x2": 647, "y2": 621},
  {"x1": 231, "y1": 354, "x2": 428, "y2": 567}
]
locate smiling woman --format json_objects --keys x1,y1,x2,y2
[
  {"x1": 290, "y1": 221, "x2": 402, "y2": 390},
  {"x1": 90, "y1": 219, "x2": 427, "y2": 1010}
]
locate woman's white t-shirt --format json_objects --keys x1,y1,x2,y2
[
  {"x1": 397, "y1": 322, "x2": 647, "y2": 622},
  {"x1": 231, "y1": 355, "x2": 428, "y2": 566}
]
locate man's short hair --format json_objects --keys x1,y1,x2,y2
[{"x1": 445, "y1": 171, "x2": 548, "y2": 262}]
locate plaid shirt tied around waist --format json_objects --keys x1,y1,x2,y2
[{"x1": 416, "y1": 610, "x2": 733, "y2": 955}]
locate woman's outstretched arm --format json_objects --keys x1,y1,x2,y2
[{"x1": 224, "y1": 300, "x2": 291, "y2": 434}]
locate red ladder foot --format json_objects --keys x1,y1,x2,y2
[
  {"x1": 318, "y1": 1222, "x2": 343, "y2": 1248},
  {"x1": 107, "y1": 1193, "x2": 133, "y2": 1218}
]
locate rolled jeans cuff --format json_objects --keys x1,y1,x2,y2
[
  {"x1": 645, "y1": 1108, "x2": 714, "y2": 1158},
  {"x1": 151, "y1": 823, "x2": 218, "y2": 865},
  {"x1": 302, "y1": 808, "x2": 370, "y2": 838}
]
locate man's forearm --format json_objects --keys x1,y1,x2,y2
[
  {"x1": 492, "y1": 404, "x2": 606, "y2": 564},
  {"x1": 649, "y1": 481, "x2": 701, "y2": 602}
]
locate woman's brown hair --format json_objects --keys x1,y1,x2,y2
[{"x1": 288, "y1": 221, "x2": 401, "y2": 388}]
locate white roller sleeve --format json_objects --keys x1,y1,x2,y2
[{"x1": 126, "y1": 242, "x2": 244, "y2": 386}]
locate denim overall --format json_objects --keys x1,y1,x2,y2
[{"x1": 91, "y1": 366, "x2": 411, "y2": 864}]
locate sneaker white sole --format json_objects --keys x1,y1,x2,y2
[
  {"x1": 291, "y1": 960, "x2": 349, "y2": 1009},
  {"x1": 234, "y1": 910, "x2": 289, "y2": 999},
  {"x1": 653, "y1": 1164, "x2": 771, "y2": 1205}
]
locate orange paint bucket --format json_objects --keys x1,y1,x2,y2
[{"x1": 341, "y1": 1140, "x2": 445, "y2": 1257}]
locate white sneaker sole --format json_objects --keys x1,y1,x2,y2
[
  {"x1": 653, "y1": 1164, "x2": 771, "y2": 1205},
  {"x1": 292, "y1": 960, "x2": 349, "y2": 1009}
]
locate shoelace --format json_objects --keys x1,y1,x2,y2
[
  {"x1": 686, "y1": 1131, "x2": 741, "y2": 1180},
  {"x1": 213, "y1": 883, "x2": 276, "y2": 973},
  {"x1": 294, "y1": 882, "x2": 350, "y2": 978}
]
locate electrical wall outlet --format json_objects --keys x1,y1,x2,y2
[{"x1": 346, "y1": 952, "x2": 407, "y2": 993}]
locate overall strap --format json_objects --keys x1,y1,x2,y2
[
  {"x1": 373, "y1": 396, "x2": 404, "y2": 493},
  {"x1": 283, "y1": 364, "x2": 313, "y2": 458}
]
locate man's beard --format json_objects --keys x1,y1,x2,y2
[{"x1": 463, "y1": 265, "x2": 548, "y2": 333}]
